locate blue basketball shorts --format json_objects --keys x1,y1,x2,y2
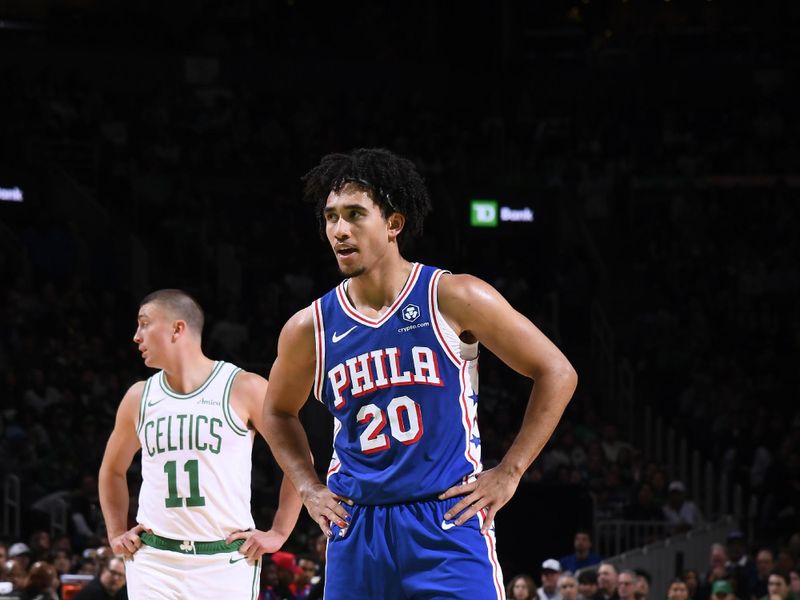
[{"x1": 324, "y1": 496, "x2": 505, "y2": 599}]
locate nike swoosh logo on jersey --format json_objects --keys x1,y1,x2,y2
[
  {"x1": 229, "y1": 555, "x2": 246, "y2": 564},
  {"x1": 331, "y1": 326, "x2": 358, "y2": 343},
  {"x1": 441, "y1": 519, "x2": 456, "y2": 530},
  {"x1": 147, "y1": 398, "x2": 165, "y2": 407}
]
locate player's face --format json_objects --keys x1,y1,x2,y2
[
  {"x1": 133, "y1": 303, "x2": 174, "y2": 368},
  {"x1": 324, "y1": 185, "x2": 400, "y2": 277}
]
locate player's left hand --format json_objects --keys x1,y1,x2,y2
[
  {"x1": 438, "y1": 466, "x2": 521, "y2": 534},
  {"x1": 226, "y1": 529, "x2": 287, "y2": 561}
]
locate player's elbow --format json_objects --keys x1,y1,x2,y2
[{"x1": 536, "y1": 356, "x2": 578, "y2": 397}]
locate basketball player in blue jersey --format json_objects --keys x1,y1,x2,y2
[
  {"x1": 98, "y1": 289, "x2": 302, "y2": 599},
  {"x1": 263, "y1": 148, "x2": 578, "y2": 599}
]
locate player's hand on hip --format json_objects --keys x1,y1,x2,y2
[
  {"x1": 438, "y1": 467, "x2": 520, "y2": 534},
  {"x1": 302, "y1": 483, "x2": 353, "y2": 539},
  {"x1": 226, "y1": 529, "x2": 285, "y2": 560},
  {"x1": 109, "y1": 524, "x2": 149, "y2": 559}
]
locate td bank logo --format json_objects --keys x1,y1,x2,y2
[{"x1": 471, "y1": 200, "x2": 498, "y2": 227}]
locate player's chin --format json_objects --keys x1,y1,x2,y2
[{"x1": 337, "y1": 263, "x2": 366, "y2": 278}]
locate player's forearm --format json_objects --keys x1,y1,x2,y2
[
  {"x1": 98, "y1": 469, "x2": 131, "y2": 540},
  {"x1": 270, "y1": 475, "x2": 304, "y2": 539},
  {"x1": 499, "y1": 365, "x2": 577, "y2": 478},
  {"x1": 263, "y1": 412, "x2": 322, "y2": 499}
]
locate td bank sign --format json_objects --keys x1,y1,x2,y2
[{"x1": 470, "y1": 199, "x2": 534, "y2": 228}]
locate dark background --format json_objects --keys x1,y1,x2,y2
[{"x1": 1, "y1": 0, "x2": 798, "y2": 593}]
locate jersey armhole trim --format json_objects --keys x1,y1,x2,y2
[
  {"x1": 429, "y1": 269, "x2": 463, "y2": 368},
  {"x1": 222, "y1": 368, "x2": 249, "y2": 436},
  {"x1": 136, "y1": 378, "x2": 152, "y2": 435},
  {"x1": 312, "y1": 300, "x2": 325, "y2": 402}
]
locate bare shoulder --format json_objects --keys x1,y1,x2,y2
[
  {"x1": 113, "y1": 380, "x2": 147, "y2": 430},
  {"x1": 119, "y1": 380, "x2": 147, "y2": 412},
  {"x1": 277, "y1": 306, "x2": 316, "y2": 357},
  {"x1": 282, "y1": 305, "x2": 315, "y2": 336},
  {"x1": 229, "y1": 370, "x2": 268, "y2": 426},
  {"x1": 437, "y1": 272, "x2": 495, "y2": 305},
  {"x1": 437, "y1": 273, "x2": 505, "y2": 334},
  {"x1": 230, "y1": 370, "x2": 268, "y2": 402}
]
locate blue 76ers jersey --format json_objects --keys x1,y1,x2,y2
[{"x1": 312, "y1": 263, "x2": 483, "y2": 505}]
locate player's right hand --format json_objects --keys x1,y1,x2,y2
[
  {"x1": 109, "y1": 523, "x2": 148, "y2": 559},
  {"x1": 302, "y1": 483, "x2": 352, "y2": 538}
]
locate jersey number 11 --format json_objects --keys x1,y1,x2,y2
[{"x1": 163, "y1": 459, "x2": 206, "y2": 508}]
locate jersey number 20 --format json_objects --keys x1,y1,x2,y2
[{"x1": 357, "y1": 396, "x2": 423, "y2": 454}]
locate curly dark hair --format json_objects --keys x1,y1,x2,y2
[{"x1": 301, "y1": 148, "x2": 433, "y2": 249}]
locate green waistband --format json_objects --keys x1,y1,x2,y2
[{"x1": 140, "y1": 531, "x2": 244, "y2": 555}]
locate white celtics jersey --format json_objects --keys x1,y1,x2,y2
[{"x1": 135, "y1": 361, "x2": 256, "y2": 541}]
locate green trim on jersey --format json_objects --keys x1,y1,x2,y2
[
  {"x1": 222, "y1": 368, "x2": 249, "y2": 437},
  {"x1": 136, "y1": 378, "x2": 152, "y2": 435},
  {"x1": 250, "y1": 559, "x2": 260, "y2": 600},
  {"x1": 158, "y1": 361, "x2": 224, "y2": 399},
  {"x1": 140, "y1": 531, "x2": 244, "y2": 554}
]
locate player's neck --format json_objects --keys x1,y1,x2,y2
[
  {"x1": 162, "y1": 350, "x2": 216, "y2": 394},
  {"x1": 347, "y1": 255, "x2": 413, "y2": 313}
]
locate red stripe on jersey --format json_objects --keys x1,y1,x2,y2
[
  {"x1": 459, "y1": 361, "x2": 480, "y2": 471},
  {"x1": 479, "y1": 509, "x2": 505, "y2": 600},
  {"x1": 429, "y1": 270, "x2": 461, "y2": 366},
  {"x1": 313, "y1": 300, "x2": 325, "y2": 401},
  {"x1": 335, "y1": 262, "x2": 422, "y2": 327}
]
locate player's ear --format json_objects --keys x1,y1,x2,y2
[
  {"x1": 172, "y1": 320, "x2": 187, "y2": 341},
  {"x1": 387, "y1": 212, "x2": 405, "y2": 241}
]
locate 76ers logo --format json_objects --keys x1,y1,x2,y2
[{"x1": 402, "y1": 304, "x2": 420, "y2": 322}]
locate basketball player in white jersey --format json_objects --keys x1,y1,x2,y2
[{"x1": 99, "y1": 289, "x2": 302, "y2": 599}]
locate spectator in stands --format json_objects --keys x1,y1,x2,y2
[
  {"x1": 726, "y1": 531, "x2": 757, "y2": 600},
  {"x1": 711, "y1": 580, "x2": 736, "y2": 600},
  {"x1": 634, "y1": 569, "x2": 652, "y2": 600},
  {"x1": 7, "y1": 545, "x2": 30, "y2": 574},
  {"x1": 668, "y1": 579, "x2": 690, "y2": 600},
  {"x1": 624, "y1": 483, "x2": 664, "y2": 521},
  {"x1": 1, "y1": 560, "x2": 26, "y2": 594},
  {"x1": 776, "y1": 549, "x2": 796, "y2": 576},
  {"x1": 595, "y1": 563, "x2": 620, "y2": 600},
  {"x1": 23, "y1": 561, "x2": 59, "y2": 600},
  {"x1": 295, "y1": 555, "x2": 317, "y2": 600},
  {"x1": 560, "y1": 574, "x2": 580, "y2": 600},
  {"x1": 305, "y1": 534, "x2": 327, "y2": 600},
  {"x1": 755, "y1": 549, "x2": 777, "y2": 598},
  {"x1": 539, "y1": 559, "x2": 564, "y2": 600},
  {"x1": 700, "y1": 543, "x2": 730, "y2": 600},
  {"x1": 507, "y1": 575, "x2": 538, "y2": 600},
  {"x1": 259, "y1": 559, "x2": 290, "y2": 600},
  {"x1": 663, "y1": 481, "x2": 704, "y2": 532},
  {"x1": 789, "y1": 570, "x2": 800, "y2": 598},
  {"x1": 684, "y1": 569, "x2": 701, "y2": 600},
  {"x1": 763, "y1": 571, "x2": 798, "y2": 600},
  {"x1": 0, "y1": 544, "x2": 6, "y2": 563},
  {"x1": 578, "y1": 570, "x2": 599, "y2": 600},
  {"x1": 71, "y1": 557, "x2": 127, "y2": 600},
  {"x1": 51, "y1": 548, "x2": 73, "y2": 578},
  {"x1": 617, "y1": 570, "x2": 637, "y2": 600},
  {"x1": 561, "y1": 531, "x2": 603, "y2": 573},
  {"x1": 271, "y1": 551, "x2": 302, "y2": 599},
  {"x1": 600, "y1": 425, "x2": 631, "y2": 464},
  {"x1": 27, "y1": 532, "x2": 50, "y2": 563}
]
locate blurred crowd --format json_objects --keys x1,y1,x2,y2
[{"x1": 1, "y1": 1, "x2": 799, "y2": 598}]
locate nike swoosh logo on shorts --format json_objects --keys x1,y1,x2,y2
[
  {"x1": 441, "y1": 520, "x2": 456, "y2": 530},
  {"x1": 229, "y1": 556, "x2": 246, "y2": 564},
  {"x1": 332, "y1": 326, "x2": 358, "y2": 343}
]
